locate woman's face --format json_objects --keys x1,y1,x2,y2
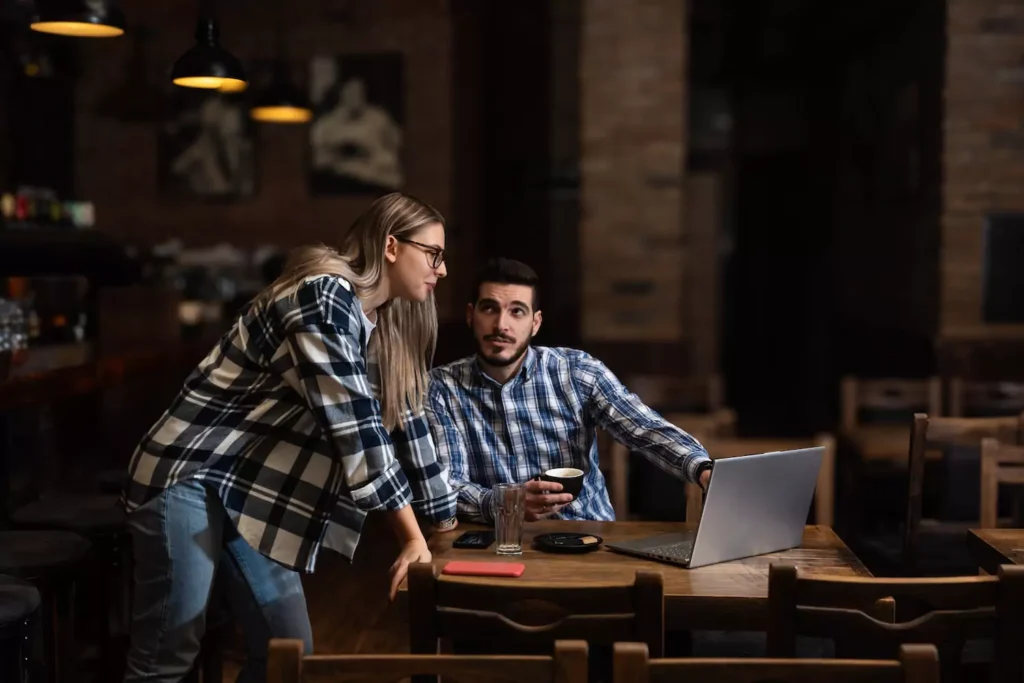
[{"x1": 386, "y1": 221, "x2": 447, "y2": 302}]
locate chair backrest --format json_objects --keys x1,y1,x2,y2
[
  {"x1": 267, "y1": 638, "x2": 589, "y2": 683},
  {"x1": 980, "y1": 437, "x2": 1024, "y2": 528},
  {"x1": 407, "y1": 563, "x2": 664, "y2": 657},
  {"x1": 613, "y1": 641, "x2": 940, "y2": 683},
  {"x1": 903, "y1": 413, "x2": 1024, "y2": 570},
  {"x1": 766, "y1": 563, "x2": 1024, "y2": 683},
  {"x1": 840, "y1": 377, "x2": 942, "y2": 432},
  {"x1": 949, "y1": 379, "x2": 1024, "y2": 417},
  {"x1": 627, "y1": 374, "x2": 725, "y2": 412}
]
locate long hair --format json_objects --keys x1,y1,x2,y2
[{"x1": 255, "y1": 192, "x2": 443, "y2": 431}]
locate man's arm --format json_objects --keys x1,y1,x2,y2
[
  {"x1": 424, "y1": 382, "x2": 494, "y2": 524},
  {"x1": 578, "y1": 354, "x2": 712, "y2": 485}
]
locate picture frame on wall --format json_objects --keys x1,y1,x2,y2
[
  {"x1": 158, "y1": 87, "x2": 257, "y2": 200},
  {"x1": 308, "y1": 52, "x2": 405, "y2": 195}
]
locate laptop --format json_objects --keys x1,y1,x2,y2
[{"x1": 605, "y1": 447, "x2": 823, "y2": 569}]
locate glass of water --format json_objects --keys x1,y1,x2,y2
[{"x1": 493, "y1": 483, "x2": 526, "y2": 555}]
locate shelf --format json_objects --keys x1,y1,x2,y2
[{"x1": 0, "y1": 228, "x2": 138, "y2": 282}]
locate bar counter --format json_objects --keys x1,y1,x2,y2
[{"x1": 0, "y1": 338, "x2": 216, "y2": 410}]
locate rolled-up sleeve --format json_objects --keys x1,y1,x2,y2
[
  {"x1": 391, "y1": 409, "x2": 458, "y2": 522},
  {"x1": 285, "y1": 321, "x2": 412, "y2": 513}
]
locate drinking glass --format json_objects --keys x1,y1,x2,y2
[{"x1": 492, "y1": 483, "x2": 526, "y2": 555}]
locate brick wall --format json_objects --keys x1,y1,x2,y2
[
  {"x1": 74, "y1": 0, "x2": 465, "y2": 317},
  {"x1": 942, "y1": 0, "x2": 1024, "y2": 335},
  {"x1": 579, "y1": 0, "x2": 687, "y2": 345}
]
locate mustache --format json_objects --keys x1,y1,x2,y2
[{"x1": 484, "y1": 334, "x2": 515, "y2": 344}]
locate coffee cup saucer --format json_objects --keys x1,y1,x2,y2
[{"x1": 533, "y1": 532, "x2": 603, "y2": 554}]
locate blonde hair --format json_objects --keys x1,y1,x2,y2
[{"x1": 255, "y1": 192, "x2": 443, "y2": 431}]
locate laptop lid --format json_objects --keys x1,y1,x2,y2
[{"x1": 687, "y1": 447, "x2": 824, "y2": 568}]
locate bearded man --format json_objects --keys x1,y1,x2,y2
[{"x1": 425, "y1": 258, "x2": 712, "y2": 523}]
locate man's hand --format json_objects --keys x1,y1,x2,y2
[
  {"x1": 389, "y1": 539, "x2": 432, "y2": 601},
  {"x1": 524, "y1": 479, "x2": 574, "y2": 522},
  {"x1": 699, "y1": 467, "x2": 712, "y2": 491},
  {"x1": 430, "y1": 518, "x2": 459, "y2": 534}
]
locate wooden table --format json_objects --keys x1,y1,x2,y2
[
  {"x1": 967, "y1": 529, "x2": 1024, "y2": 574},
  {"x1": 401, "y1": 521, "x2": 871, "y2": 631}
]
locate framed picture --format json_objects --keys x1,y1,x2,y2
[
  {"x1": 158, "y1": 88, "x2": 256, "y2": 200},
  {"x1": 308, "y1": 52, "x2": 405, "y2": 195}
]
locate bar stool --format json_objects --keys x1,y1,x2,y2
[
  {"x1": 0, "y1": 574, "x2": 41, "y2": 683},
  {"x1": 96, "y1": 469, "x2": 127, "y2": 496},
  {"x1": 0, "y1": 530, "x2": 92, "y2": 683},
  {"x1": 11, "y1": 494, "x2": 229, "y2": 682},
  {"x1": 11, "y1": 495, "x2": 129, "y2": 681}
]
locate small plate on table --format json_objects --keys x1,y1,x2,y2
[{"x1": 533, "y1": 532, "x2": 603, "y2": 554}]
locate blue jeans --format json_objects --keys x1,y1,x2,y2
[{"x1": 124, "y1": 479, "x2": 313, "y2": 683}]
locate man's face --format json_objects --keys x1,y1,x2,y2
[{"x1": 468, "y1": 282, "x2": 542, "y2": 368}]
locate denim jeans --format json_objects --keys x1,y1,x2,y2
[{"x1": 123, "y1": 479, "x2": 313, "y2": 683}]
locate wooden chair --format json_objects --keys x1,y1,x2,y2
[
  {"x1": 948, "y1": 379, "x2": 1024, "y2": 417},
  {"x1": 407, "y1": 564, "x2": 664, "y2": 658},
  {"x1": 613, "y1": 641, "x2": 939, "y2": 683},
  {"x1": 683, "y1": 433, "x2": 836, "y2": 526},
  {"x1": 903, "y1": 414, "x2": 1024, "y2": 574},
  {"x1": 267, "y1": 638, "x2": 589, "y2": 683},
  {"x1": 766, "y1": 563, "x2": 1024, "y2": 683},
  {"x1": 627, "y1": 374, "x2": 726, "y2": 413},
  {"x1": 980, "y1": 438, "x2": 1024, "y2": 528},
  {"x1": 840, "y1": 376, "x2": 942, "y2": 464}
]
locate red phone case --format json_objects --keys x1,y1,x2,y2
[{"x1": 441, "y1": 561, "x2": 526, "y2": 577}]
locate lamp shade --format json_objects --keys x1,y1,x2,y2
[
  {"x1": 30, "y1": 0, "x2": 125, "y2": 38},
  {"x1": 251, "y1": 71, "x2": 312, "y2": 123},
  {"x1": 171, "y1": 17, "x2": 246, "y2": 90}
]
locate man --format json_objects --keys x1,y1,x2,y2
[{"x1": 426, "y1": 257, "x2": 712, "y2": 523}]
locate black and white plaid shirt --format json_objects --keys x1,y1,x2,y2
[{"x1": 123, "y1": 275, "x2": 457, "y2": 572}]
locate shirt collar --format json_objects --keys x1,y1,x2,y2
[{"x1": 473, "y1": 346, "x2": 537, "y2": 387}]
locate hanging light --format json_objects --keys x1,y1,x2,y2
[
  {"x1": 171, "y1": 16, "x2": 246, "y2": 90},
  {"x1": 30, "y1": 0, "x2": 126, "y2": 38},
  {"x1": 249, "y1": 0, "x2": 310, "y2": 124},
  {"x1": 251, "y1": 64, "x2": 312, "y2": 123}
]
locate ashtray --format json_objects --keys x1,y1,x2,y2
[{"x1": 533, "y1": 532, "x2": 603, "y2": 554}]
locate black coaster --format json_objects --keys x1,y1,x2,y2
[{"x1": 534, "y1": 532, "x2": 603, "y2": 554}]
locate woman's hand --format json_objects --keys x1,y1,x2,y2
[{"x1": 389, "y1": 539, "x2": 432, "y2": 601}]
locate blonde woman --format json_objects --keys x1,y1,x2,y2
[{"x1": 121, "y1": 193, "x2": 457, "y2": 683}]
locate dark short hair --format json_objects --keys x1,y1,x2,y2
[{"x1": 471, "y1": 257, "x2": 540, "y2": 309}]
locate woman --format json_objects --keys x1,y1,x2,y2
[{"x1": 121, "y1": 193, "x2": 458, "y2": 683}]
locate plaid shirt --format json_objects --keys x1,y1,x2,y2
[
  {"x1": 426, "y1": 346, "x2": 710, "y2": 523},
  {"x1": 123, "y1": 275, "x2": 456, "y2": 573}
]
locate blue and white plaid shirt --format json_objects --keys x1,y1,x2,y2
[
  {"x1": 426, "y1": 346, "x2": 710, "y2": 523},
  {"x1": 123, "y1": 275, "x2": 457, "y2": 572}
]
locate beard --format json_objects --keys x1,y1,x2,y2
[{"x1": 476, "y1": 332, "x2": 532, "y2": 368}]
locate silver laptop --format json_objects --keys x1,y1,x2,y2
[{"x1": 606, "y1": 447, "x2": 823, "y2": 569}]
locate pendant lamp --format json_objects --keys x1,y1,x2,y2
[
  {"x1": 30, "y1": 0, "x2": 125, "y2": 38},
  {"x1": 171, "y1": 15, "x2": 246, "y2": 91},
  {"x1": 250, "y1": 0, "x2": 310, "y2": 123},
  {"x1": 251, "y1": 63, "x2": 312, "y2": 123}
]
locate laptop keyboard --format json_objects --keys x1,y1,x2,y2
[
  {"x1": 650, "y1": 540, "x2": 694, "y2": 563},
  {"x1": 645, "y1": 530, "x2": 697, "y2": 564}
]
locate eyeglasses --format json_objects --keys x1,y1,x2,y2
[{"x1": 398, "y1": 238, "x2": 445, "y2": 269}]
